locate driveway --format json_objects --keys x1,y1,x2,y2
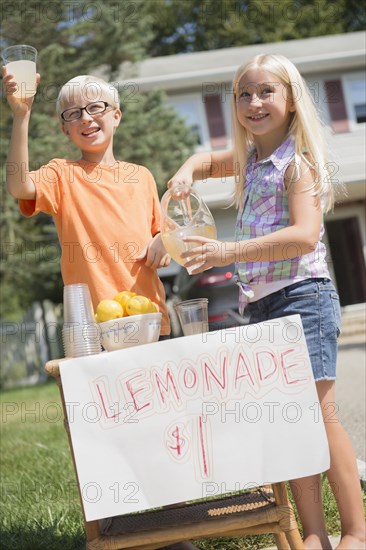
[{"x1": 336, "y1": 342, "x2": 366, "y2": 462}]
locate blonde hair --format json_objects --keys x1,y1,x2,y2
[
  {"x1": 231, "y1": 54, "x2": 334, "y2": 212},
  {"x1": 56, "y1": 75, "x2": 120, "y2": 117}
]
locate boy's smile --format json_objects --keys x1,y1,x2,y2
[
  {"x1": 81, "y1": 123, "x2": 100, "y2": 136},
  {"x1": 80, "y1": 124, "x2": 101, "y2": 138}
]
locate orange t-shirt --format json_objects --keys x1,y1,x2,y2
[{"x1": 19, "y1": 158, "x2": 170, "y2": 335}]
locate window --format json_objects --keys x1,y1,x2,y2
[
  {"x1": 167, "y1": 93, "x2": 230, "y2": 151},
  {"x1": 343, "y1": 74, "x2": 366, "y2": 127},
  {"x1": 167, "y1": 96, "x2": 209, "y2": 148},
  {"x1": 174, "y1": 101, "x2": 202, "y2": 143},
  {"x1": 349, "y1": 79, "x2": 366, "y2": 123}
]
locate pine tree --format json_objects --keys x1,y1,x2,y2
[{"x1": 0, "y1": 0, "x2": 196, "y2": 317}]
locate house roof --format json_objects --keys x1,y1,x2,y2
[{"x1": 117, "y1": 31, "x2": 366, "y2": 92}]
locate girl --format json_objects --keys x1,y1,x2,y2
[{"x1": 168, "y1": 54, "x2": 365, "y2": 550}]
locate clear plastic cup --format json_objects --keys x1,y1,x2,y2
[
  {"x1": 1, "y1": 44, "x2": 37, "y2": 98},
  {"x1": 62, "y1": 323, "x2": 102, "y2": 358},
  {"x1": 63, "y1": 284, "x2": 95, "y2": 325},
  {"x1": 62, "y1": 284, "x2": 102, "y2": 357},
  {"x1": 174, "y1": 298, "x2": 209, "y2": 336}
]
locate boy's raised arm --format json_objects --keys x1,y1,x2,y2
[{"x1": 2, "y1": 66, "x2": 38, "y2": 200}]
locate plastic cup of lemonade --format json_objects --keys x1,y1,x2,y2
[
  {"x1": 174, "y1": 298, "x2": 209, "y2": 336},
  {"x1": 1, "y1": 44, "x2": 37, "y2": 98}
]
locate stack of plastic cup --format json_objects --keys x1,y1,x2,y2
[
  {"x1": 174, "y1": 298, "x2": 209, "y2": 336},
  {"x1": 62, "y1": 283, "x2": 102, "y2": 358}
]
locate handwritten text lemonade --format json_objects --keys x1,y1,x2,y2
[
  {"x1": 90, "y1": 317, "x2": 313, "y2": 425},
  {"x1": 88, "y1": 332, "x2": 312, "y2": 479}
]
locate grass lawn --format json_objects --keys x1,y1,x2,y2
[{"x1": 0, "y1": 382, "x2": 352, "y2": 549}]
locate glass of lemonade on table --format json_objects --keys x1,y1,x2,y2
[
  {"x1": 1, "y1": 44, "x2": 37, "y2": 98},
  {"x1": 174, "y1": 298, "x2": 209, "y2": 336},
  {"x1": 160, "y1": 186, "x2": 217, "y2": 274}
]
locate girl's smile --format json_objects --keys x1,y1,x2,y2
[{"x1": 246, "y1": 113, "x2": 269, "y2": 121}]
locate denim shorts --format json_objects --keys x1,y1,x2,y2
[{"x1": 244, "y1": 278, "x2": 341, "y2": 381}]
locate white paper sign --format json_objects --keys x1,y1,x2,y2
[{"x1": 60, "y1": 314, "x2": 329, "y2": 521}]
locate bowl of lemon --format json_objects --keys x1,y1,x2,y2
[{"x1": 95, "y1": 291, "x2": 162, "y2": 352}]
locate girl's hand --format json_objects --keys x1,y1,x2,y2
[
  {"x1": 167, "y1": 173, "x2": 193, "y2": 199},
  {"x1": 2, "y1": 66, "x2": 40, "y2": 116},
  {"x1": 181, "y1": 236, "x2": 237, "y2": 274},
  {"x1": 136, "y1": 233, "x2": 171, "y2": 269}
]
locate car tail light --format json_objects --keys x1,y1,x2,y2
[
  {"x1": 208, "y1": 313, "x2": 230, "y2": 322},
  {"x1": 197, "y1": 271, "x2": 233, "y2": 286}
]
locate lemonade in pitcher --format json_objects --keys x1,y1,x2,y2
[
  {"x1": 160, "y1": 186, "x2": 217, "y2": 274},
  {"x1": 161, "y1": 224, "x2": 216, "y2": 267}
]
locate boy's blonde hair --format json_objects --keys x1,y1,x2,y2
[
  {"x1": 231, "y1": 54, "x2": 334, "y2": 212},
  {"x1": 56, "y1": 75, "x2": 120, "y2": 117}
]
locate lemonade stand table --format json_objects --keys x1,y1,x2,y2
[{"x1": 45, "y1": 316, "x2": 330, "y2": 549}]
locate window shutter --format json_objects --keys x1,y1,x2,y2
[
  {"x1": 324, "y1": 80, "x2": 350, "y2": 133},
  {"x1": 204, "y1": 94, "x2": 228, "y2": 149}
]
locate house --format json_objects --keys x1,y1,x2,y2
[{"x1": 117, "y1": 31, "x2": 366, "y2": 307}]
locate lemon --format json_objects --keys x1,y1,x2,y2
[
  {"x1": 149, "y1": 301, "x2": 159, "y2": 313},
  {"x1": 113, "y1": 291, "x2": 136, "y2": 314},
  {"x1": 96, "y1": 299, "x2": 124, "y2": 322},
  {"x1": 126, "y1": 295, "x2": 156, "y2": 316}
]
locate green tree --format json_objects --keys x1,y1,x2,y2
[
  {"x1": 147, "y1": 0, "x2": 365, "y2": 56},
  {"x1": 1, "y1": 0, "x2": 154, "y2": 112},
  {"x1": 0, "y1": 0, "x2": 196, "y2": 318},
  {"x1": 0, "y1": 104, "x2": 70, "y2": 317}
]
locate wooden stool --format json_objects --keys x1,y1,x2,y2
[{"x1": 46, "y1": 359, "x2": 304, "y2": 550}]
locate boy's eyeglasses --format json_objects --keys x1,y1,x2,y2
[{"x1": 61, "y1": 101, "x2": 113, "y2": 122}]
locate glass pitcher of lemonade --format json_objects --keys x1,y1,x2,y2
[{"x1": 160, "y1": 186, "x2": 217, "y2": 274}]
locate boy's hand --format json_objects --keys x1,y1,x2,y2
[
  {"x1": 2, "y1": 66, "x2": 40, "y2": 116},
  {"x1": 136, "y1": 233, "x2": 171, "y2": 269}
]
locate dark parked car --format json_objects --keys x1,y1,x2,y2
[{"x1": 168, "y1": 264, "x2": 247, "y2": 336}]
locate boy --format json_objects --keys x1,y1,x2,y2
[
  {"x1": 3, "y1": 69, "x2": 200, "y2": 550},
  {"x1": 3, "y1": 71, "x2": 170, "y2": 336}
]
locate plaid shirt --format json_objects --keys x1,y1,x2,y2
[{"x1": 234, "y1": 137, "x2": 330, "y2": 311}]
